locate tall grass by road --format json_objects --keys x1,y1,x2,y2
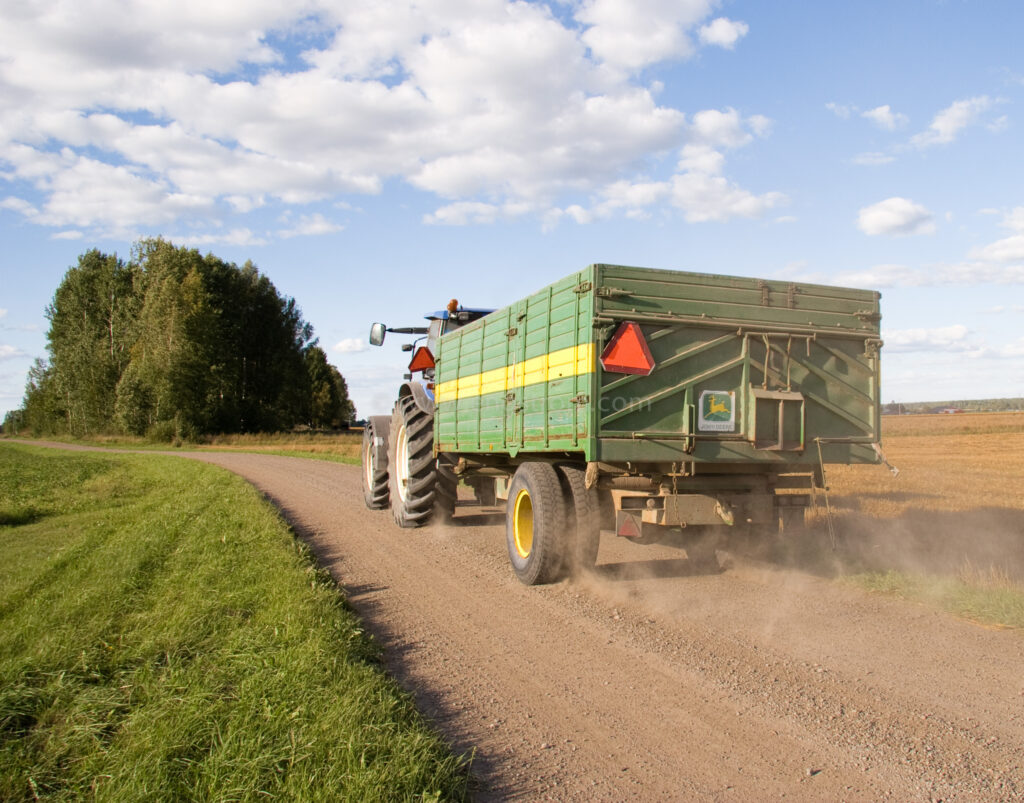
[{"x1": 0, "y1": 444, "x2": 467, "y2": 801}]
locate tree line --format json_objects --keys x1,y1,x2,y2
[{"x1": 5, "y1": 239, "x2": 354, "y2": 439}]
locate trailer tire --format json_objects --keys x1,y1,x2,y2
[
  {"x1": 361, "y1": 416, "x2": 391, "y2": 510},
  {"x1": 556, "y1": 464, "x2": 601, "y2": 575},
  {"x1": 506, "y1": 463, "x2": 570, "y2": 585},
  {"x1": 388, "y1": 395, "x2": 454, "y2": 527}
]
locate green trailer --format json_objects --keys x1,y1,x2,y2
[{"x1": 363, "y1": 264, "x2": 884, "y2": 584}]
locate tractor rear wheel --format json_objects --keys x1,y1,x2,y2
[
  {"x1": 388, "y1": 395, "x2": 456, "y2": 527},
  {"x1": 506, "y1": 462, "x2": 570, "y2": 585},
  {"x1": 361, "y1": 416, "x2": 391, "y2": 510}
]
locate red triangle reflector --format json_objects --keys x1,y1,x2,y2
[
  {"x1": 408, "y1": 346, "x2": 435, "y2": 372},
  {"x1": 600, "y1": 321, "x2": 655, "y2": 375},
  {"x1": 617, "y1": 512, "x2": 642, "y2": 539}
]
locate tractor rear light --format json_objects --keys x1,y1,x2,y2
[
  {"x1": 408, "y1": 346, "x2": 435, "y2": 372},
  {"x1": 600, "y1": 321, "x2": 655, "y2": 375}
]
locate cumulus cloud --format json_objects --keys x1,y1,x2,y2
[
  {"x1": 535, "y1": 107, "x2": 783, "y2": 226},
  {"x1": 277, "y1": 213, "x2": 343, "y2": 239},
  {"x1": 0, "y1": 0, "x2": 774, "y2": 237},
  {"x1": 837, "y1": 260, "x2": 1024, "y2": 288},
  {"x1": 968, "y1": 207, "x2": 1024, "y2": 262},
  {"x1": 861, "y1": 104, "x2": 907, "y2": 130},
  {"x1": 576, "y1": 0, "x2": 714, "y2": 70},
  {"x1": 972, "y1": 235, "x2": 1024, "y2": 263},
  {"x1": 825, "y1": 102, "x2": 854, "y2": 119},
  {"x1": 857, "y1": 197, "x2": 935, "y2": 236},
  {"x1": 911, "y1": 96, "x2": 994, "y2": 148},
  {"x1": 334, "y1": 338, "x2": 369, "y2": 354},
  {"x1": 836, "y1": 264, "x2": 926, "y2": 288},
  {"x1": 698, "y1": 18, "x2": 749, "y2": 49},
  {"x1": 882, "y1": 325, "x2": 973, "y2": 353},
  {"x1": 176, "y1": 229, "x2": 269, "y2": 247}
]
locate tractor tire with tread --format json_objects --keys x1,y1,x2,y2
[
  {"x1": 361, "y1": 416, "x2": 391, "y2": 510},
  {"x1": 388, "y1": 395, "x2": 455, "y2": 527}
]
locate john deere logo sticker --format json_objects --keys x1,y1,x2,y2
[{"x1": 698, "y1": 390, "x2": 735, "y2": 432}]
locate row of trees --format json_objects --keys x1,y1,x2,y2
[{"x1": 7, "y1": 239, "x2": 354, "y2": 439}]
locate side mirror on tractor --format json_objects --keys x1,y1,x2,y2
[{"x1": 369, "y1": 322, "x2": 386, "y2": 346}]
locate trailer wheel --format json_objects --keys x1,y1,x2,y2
[
  {"x1": 361, "y1": 416, "x2": 391, "y2": 509},
  {"x1": 506, "y1": 463, "x2": 570, "y2": 585},
  {"x1": 556, "y1": 464, "x2": 601, "y2": 575},
  {"x1": 388, "y1": 395, "x2": 455, "y2": 527}
]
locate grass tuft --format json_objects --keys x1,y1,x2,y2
[
  {"x1": 846, "y1": 568, "x2": 1024, "y2": 630},
  {"x1": 0, "y1": 443, "x2": 468, "y2": 801}
]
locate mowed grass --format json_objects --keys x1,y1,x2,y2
[
  {"x1": 822, "y1": 411, "x2": 1024, "y2": 629},
  {"x1": 0, "y1": 444, "x2": 467, "y2": 801},
  {"x1": 8, "y1": 431, "x2": 364, "y2": 465}
]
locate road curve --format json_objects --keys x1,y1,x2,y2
[{"x1": 25, "y1": 445, "x2": 1024, "y2": 800}]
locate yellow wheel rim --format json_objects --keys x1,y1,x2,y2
[{"x1": 513, "y1": 489, "x2": 533, "y2": 559}]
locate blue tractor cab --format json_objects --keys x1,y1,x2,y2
[{"x1": 369, "y1": 302, "x2": 494, "y2": 400}]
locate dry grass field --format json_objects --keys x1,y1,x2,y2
[{"x1": 811, "y1": 412, "x2": 1024, "y2": 625}]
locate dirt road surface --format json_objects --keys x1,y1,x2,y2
[{"x1": 36, "y1": 446, "x2": 1024, "y2": 799}]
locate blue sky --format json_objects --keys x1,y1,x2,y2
[{"x1": 2, "y1": 0, "x2": 1023, "y2": 421}]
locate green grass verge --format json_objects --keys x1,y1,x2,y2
[
  {"x1": 1, "y1": 434, "x2": 362, "y2": 465},
  {"x1": 845, "y1": 569, "x2": 1024, "y2": 630},
  {"x1": 0, "y1": 443, "x2": 467, "y2": 801}
]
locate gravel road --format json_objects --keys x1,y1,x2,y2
[{"x1": 34, "y1": 445, "x2": 1024, "y2": 800}]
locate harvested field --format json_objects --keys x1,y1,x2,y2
[{"x1": 825, "y1": 412, "x2": 1024, "y2": 588}]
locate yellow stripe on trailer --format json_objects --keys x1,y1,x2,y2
[{"x1": 436, "y1": 343, "x2": 594, "y2": 403}]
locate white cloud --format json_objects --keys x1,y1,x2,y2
[
  {"x1": 825, "y1": 102, "x2": 854, "y2": 119},
  {"x1": 857, "y1": 197, "x2": 935, "y2": 236},
  {"x1": 852, "y1": 152, "x2": 895, "y2": 166},
  {"x1": 836, "y1": 264, "x2": 924, "y2": 288},
  {"x1": 911, "y1": 96, "x2": 993, "y2": 148},
  {"x1": 541, "y1": 108, "x2": 783, "y2": 226},
  {"x1": 698, "y1": 18, "x2": 749, "y2": 49},
  {"x1": 334, "y1": 338, "x2": 369, "y2": 354},
  {"x1": 1000, "y1": 338, "x2": 1024, "y2": 357},
  {"x1": 0, "y1": 1, "x2": 776, "y2": 237},
  {"x1": 576, "y1": 0, "x2": 714, "y2": 70},
  {"x1": 967, "y1": 207, "x2": 1024, "y2": 262},
  {"x1": 861, "y1": 104, "x2": 907, "y2": 131},
  {"x1": 424, "y1": 201, "x2": 535, "y2": 226},
  {"x1": 0, "y1": 344, "x2": 28, "y2": 361},
  {"x1": 837, "y1": 261, "x2": 1024, "y2": 288},
  {"x1": 277, "y1": 213, "x2": 343, "y2": 239},
  {"x1": 882, "y1": 325, "x2": 973, "y2": 353},
  {"x1": 669, "y1": 172, "x2": 784, "y2": 222},
  {"x1": 176, "y1": 228, "x2": 269, "y2": 247},
  {"x1": 971, "y1": 235, "x2": 1024, "y2": 263},
  {"x1": 1001, "y1": 207, "x2": 1024, "y2": 232}
]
